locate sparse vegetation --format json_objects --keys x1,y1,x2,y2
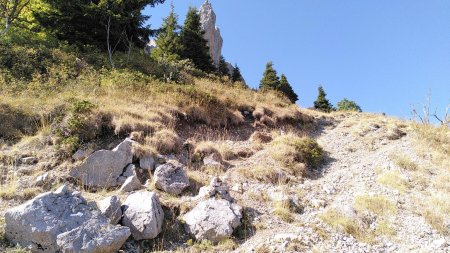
[
  {"x1": 354, "y1": 194, "x2": 397, "y2": 216},
  {"x1": 269, "y1": 133, "x2": 323, "y2": 176},
  {"x1": 377, "y1": 170, "x2": 409, "y2": 193},
  {"x1": 391, "y1": 154, "x2": 419, "y2": 171}
]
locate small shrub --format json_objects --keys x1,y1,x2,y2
[
  {"x1": 270, "y1": 134, "x2": 323, "y2": 176},
  {"x1": 192, "y1": 141, "x2": 222, "y2": 163}
]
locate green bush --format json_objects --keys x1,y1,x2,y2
[{"x1": 270, "y1": 134, "x2": 324, "y2": 175}]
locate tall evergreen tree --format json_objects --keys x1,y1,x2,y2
[
  {"x1": 180, "y1": 7, "x2": 215, "y2": 72},
  {"x1": 259, "y1": 61, "x2": 279, "y2": 90},
  {"x1": 34, "y1": 0, "x2": 165, "y2": 50},
  {"x1": 279, "y1": 74, "x2": 298, "y2": 103},
  {"x1": 314, "y1": 85, "x2": 334, "y2": 112},
  {"x1": 151, "y1": 3, "x2": 182, "y2": 62},
  {"x1": 231, "y1": 64, "x2": 243, "y2": 82},
  {"x1": 217, "y1": 55, "x2": 230, "y2": 77}
]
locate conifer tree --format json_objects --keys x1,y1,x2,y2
[
  {"x1": 279, "y1": 74, "x2": 298, "y2": 104},
  {"x1": 180, "y1": 7, "x2": 215, "y2": 72},
  {"x1": 231, "y1": 64, "x2": 243, "y2": 82},
  {"x1": 337, "y1": 98, "x2": 362, "y2": 112},
  {"x1": 218, "y1": 55, "x2": 230, "y2": 77},
  {"x1": 314, "y1": 85, "x2": 334, "y2": 112},
  {"x1": 151, "y1": 4, "x2": 182, "y2": 62},
  {"x1": 259, "y1": 61, "x2": 279, "y2": 90}
]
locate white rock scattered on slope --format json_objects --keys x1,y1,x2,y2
[
  {"x1": 98, "y1": 196, "x2": 122, "y2": 224},
  {"x1": 184, "y1": 198, "x2": 242, "y2": 244},
  {"x1": 70, "y1": 139, "x2": 134, "y2": 188},
  {"x1": 199, "y1": 0, "x2": 223, "y2": 66},
  {"x1": 154, "y1": 162, "x2": 190, "y2": 195},
  {"x1": 122, "y1": 191, "x2": 164, "y2": 240},
  {"x1": 4, "y1": 185, "x2": 130, "y2": 253},
  {"x1": 120, "y1": 175, "x2": 144, "y2": 193}
]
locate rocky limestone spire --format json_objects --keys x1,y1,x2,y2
[{"x1": 199, "y1": 0, "x2": 223, "y2": 66}]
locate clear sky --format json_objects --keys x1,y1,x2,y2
[{"x1": 144, "y1": 0, "x2": 450, "y2": 120}]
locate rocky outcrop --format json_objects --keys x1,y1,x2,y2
[
  {"x1": 4, "y1": 185, "x2": 130, "y2": 253},
  {"x1": 98, "y1": 196, "x2": 123, "y2": 225},
  {"x1": 70, "y1": 139, "x2": 134, "y2": 188},
  {"x1": 194, "y1": 177, "x2": 233, "y2": 202},
  {"x1": 154, "y1": 162, "x2": 190, "y2": 195},
  {"x1": 122, "y1": 191, "x2": 164, "y2": 240},
  {"x1": 184, "y1": 198, "x2": 242, "y2": 243},
  {"x1": 199, "y1": 0, "x2": 223, "y2": 66}
]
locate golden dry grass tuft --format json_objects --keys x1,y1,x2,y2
[
  {"x1": 269, "y1": 133, "x2": 323, "y2": 176},
  {"x1": 145, "y1": 129, "x2": 181, "y2": 154},
  {"x1": 377, "y1": 170, "x2": 409, "y2": 193},
  {"x1": 237, "y1": 166, "x2": 288, "y2": 185},
  {"x1": 354, "y1": 194, "x2": 397, "y2": 216},
  {"x1": 391, "y1": 154, "x2": 419, "y2": 171}
]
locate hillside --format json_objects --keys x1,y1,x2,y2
[
  {"x1": 1, "y1": 67, "x2": 449, "y2": 252},
  {"x1": 1, "y1": 1, "x2": 449, "y2": 252}
]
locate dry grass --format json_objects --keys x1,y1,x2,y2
[
  {"x1": 418, "y1": 193, "x2": 450, "y2": 235},
  {"x1": 391, "y1": 154, "x2": 419, "y2": 171},
  {"x1": 354, "y1": 194, "x2": 397, "y2": 216},
  {"x1": 273, "y1": 199, "x2": 301, "y2": 223},
  {"x1": 192, "y1": 141, "x2": 223, "y2": 163},
  {"x1": 375, "y1": 220, "x2": 396, "y2": 237},
  {"x1": 237, "y1": 166, "x2": 288, "y2": 185},
  {"x1": 145, "y1": 129, "x2": 181, "y2": 154},
  {"x1": 269, "y1": 133, "x2": 323, "y2": 176},
  {"x1": 0, "y1": 181, "x2": 41, "y2": 201},
  {"x1": 319, "y1": 209, "x2": 365, "y2": 241},
  {"x1": 377, "y1": 170, "x2": 409, "y2": 193}
]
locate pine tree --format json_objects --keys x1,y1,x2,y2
[
  {"x1": 259, "y1": 61, "x2": 279, "y2": 91},
  {"x1": 180, "y1": 7, "x2": 215, "y2": 72},
  {"x1": 337, "y1": 98, "x2": 362, "y2": 112},
  {"x1": 314, "y1": 85, "x2": 334, "y2": 112},
  {"x1": 34, "y1": 0, "x2": 165, "y2": 51},
  {"x1": 151, "y1": 3, "x2": 182, "y2": 62},
  {"x1": 218, "y1": 55, "x2": 230, "y2": 77},
  {"x1": 279, "y1": 74, "x2": 298, "y2": 104},
  {"x1": 231, "y1": 64, "x2": 243, "y2": 82}
]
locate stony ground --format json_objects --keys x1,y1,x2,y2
[{"x1": 1, "y1": 111, "x2": 448, "y2": 253}]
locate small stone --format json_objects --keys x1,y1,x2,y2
[
  {"x1": 154, "y1": 162, "x2": 189, "y2": 195},
  {"x1": 20, "y1": 157, "x2": 38, "y2": 165},
  {"x1": 72, "y1": 148, "x2": 94, "y2": 161},
  {"x1": 34, "y1": 172, "x2": 50, "y2": 187},
  {"x1": 120, "y1": 176, "x2": 143, "y2": 193}
]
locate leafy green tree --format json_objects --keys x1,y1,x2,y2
[
  {"x1": 0, "y1": 0, "x2": 30, "y2": 36},
  {"x1": 34, "y1": 0, "x2": 165, "y2": 50},
  {"x1": 152, "y1": 3, "x2": 182, "y2": 62},
  {"x1": 217, "y1": 55, "x2": 230, "y2": 77},
  {"x1": 279, "y1": 74, "x2": 298, "y2": 103},
  {"x1": 337, "y1": 98, "x2": 362, "y2": 112},
  {"x1": 259, "y1": 61, "x2": 279, "y2": 90},
  {"x1": 314, "y1": 85, "x2": 334, "y2": 112},
  {"x1": 231, "y1": 64, "x2": 243, "y2": 82},
  {"x1": 180, "y1": 6, "x2": 215, "y2": 72}
]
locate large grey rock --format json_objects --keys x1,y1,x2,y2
[
  {"x1": 120, "y1": 175, "x2": 143, "y2": 193},
  {"x1": 200, "y1": 0, "x2": 223, "y2": 66},
  {"x1": 98, "y1": 196, "x2": 122, "y2": 224},
  {"x1": 154, "y1": 162, "x2": 190, "y2": 195},
  {"x1": 4, "y1": 185, "x2": 130, "y2": 253},
  {"x1": 70, "y1": 139, "x2": 134, "y2": 188},
  {"x1": 56, "y1": 218, "x2": 130, "y2": 253},
  {"x1": 184, "y1": 198, "x2": 242, "y2": 243},
  {"x1": 122, "y1": 191, "x2": 164, "y2": 240}
]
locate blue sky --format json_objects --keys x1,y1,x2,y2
[{"x1": 144, "y1": 1, "x2": 450, "y2": 120}]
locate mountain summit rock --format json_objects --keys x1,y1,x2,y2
[{"x1": 199, "y1": 0, "x2": 223, "y2": 66}]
